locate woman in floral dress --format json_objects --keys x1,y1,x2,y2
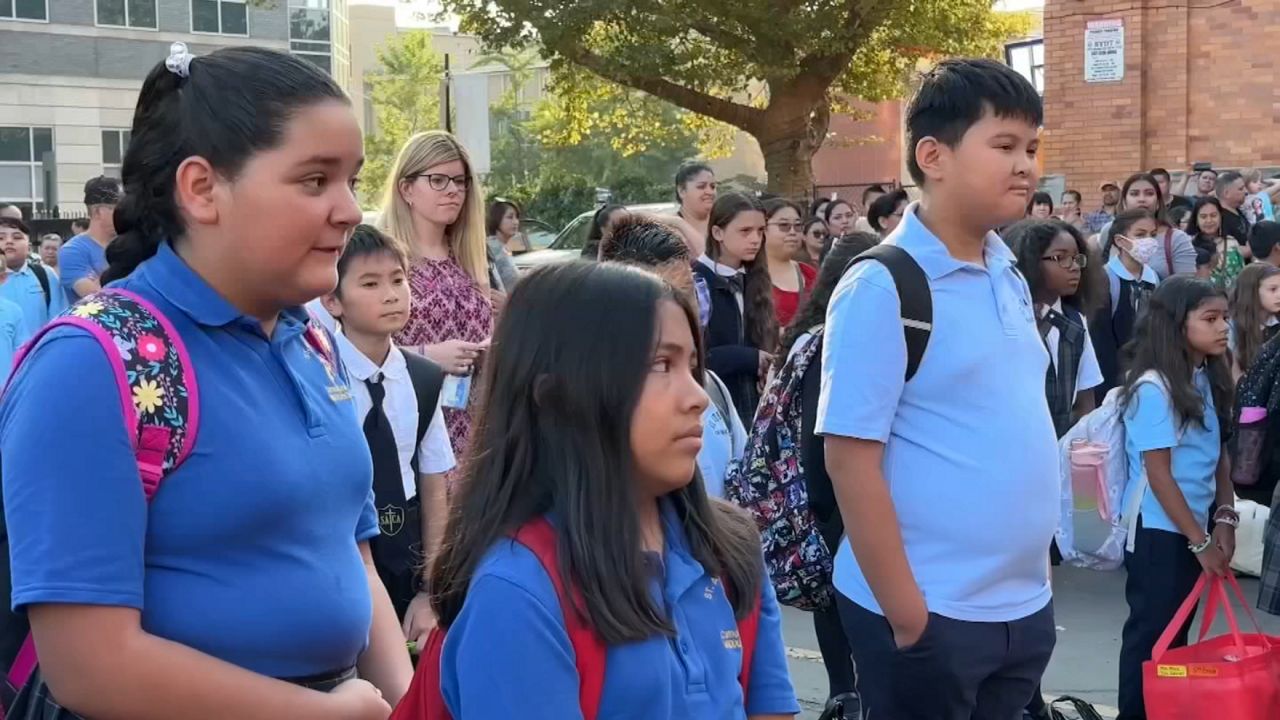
[{"x1": 379, "y1": 131, "x2": 495, "y2": 479}]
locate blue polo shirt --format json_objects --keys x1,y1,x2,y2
[
  {"x1": 0, "y1": 296, "x2": 28, "y2": 383},
  {"x1": 817, "y1": 203, "x2": 1059, "y2": 623},
  {"x1": 1121, "y1": 370, "x2": 1220, "y2": 534},
  {"x1": 0, "y1": 241, "x2": 379, "y2": 678},
  {"x1": 58, "y1": 233, "x2": 107, "y2": 304},
  {"x1": 0, "y1": 261, "x2": 66, "y2": 331},
  {"x1": 441, "y1": 502, "x2": 799, "y2": 719}
]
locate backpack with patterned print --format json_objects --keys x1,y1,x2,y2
[{"x1": 0, "y1": 289, "x2": 204, "y2": 711}]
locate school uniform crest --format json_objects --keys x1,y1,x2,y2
[{"x1": 378, "y1": 504, "x2": 405, "y2": 536}]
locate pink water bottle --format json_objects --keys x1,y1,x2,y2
[{"x1": 1070, "y1": 439, "x2": 1107, "y2": 518}]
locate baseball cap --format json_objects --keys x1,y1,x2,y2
[
  {"x1": 1099, "y1": 180, "x2": 1120, "y2": 190},
  {"x1": 83, "y1": 175, "x2": 121, "y2": 207},
  {"x1": 0, "y1": 216, "x2": 31, "y2": 237}
]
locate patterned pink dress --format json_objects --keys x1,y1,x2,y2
[{"x1": 395, "y1": 257, "x2": 493, "y2": 477}]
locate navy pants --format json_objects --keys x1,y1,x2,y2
[
  {"x1": 838, "y1": 593, "x2": 1056, "y2": 720},
  {"x1": 1117, "y1": 523, "x2": 1202, "y2": 720}
]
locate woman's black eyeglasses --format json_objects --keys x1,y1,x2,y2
[{"x1": 409, "y1": 173, "x2": 469, "y2": 192}]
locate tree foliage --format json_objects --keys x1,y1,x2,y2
[
  {"x1": 362, "y1": 31, "x2": 445, "y2": 206},
  {"x1": 441, "y1": 0, "x2": 1033, "y2": 196}
]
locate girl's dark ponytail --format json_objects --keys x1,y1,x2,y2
[
  {"x1": 101, "y1": 46, "x2": 345, "y2": 285},
  {"x1": 103, "y1": 64, "x2": 184, "y2": 285}
]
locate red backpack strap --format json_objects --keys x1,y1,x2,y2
[
  {"x1": 3, "y1": 289, "x2": 198, "y2": 694},
  {"x1": 723, "y1": 578, "x2": 762, "y2": 703},
  {"x1": 513, "y1": 518, "x2": 606, "y2": 720}
]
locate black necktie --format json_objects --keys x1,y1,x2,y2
[{"x1": 363, "y1": 375, "x2": 406, "y2": 508}]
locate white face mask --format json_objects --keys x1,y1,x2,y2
[{"x1": 1123, "y1": 235, "x2": 1160, "y2": 265}]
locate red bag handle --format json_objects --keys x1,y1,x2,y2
[
  {"x1": 1196, "y1": 574, "x2": 1273, "y2": 647},
  {"x1": 1153, "y1": 573, "x2": 1257, "y2": 662}
]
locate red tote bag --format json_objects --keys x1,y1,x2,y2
[{"x1": 1143, "y1": 573, "x2": 1280, "y2": 719}]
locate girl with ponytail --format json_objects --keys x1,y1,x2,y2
[{"x1": 0, "y1": 45, "x2": 404, "y2": 719}]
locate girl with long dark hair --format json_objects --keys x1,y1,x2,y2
[
  {"x1": 1107, "y1": 173, "x2": 1197, "y2": 279},
  {"x1": 797, "y1": 217, "x2": 828, "y2": 267},
  {"x1": 762, "y1": 199, "x2": 817, "y2": 328},
  {"x1": 1006, "y1": 219, "x2": 1106, "y2": 436},
  {"x1": 1092, "y1": 208, "x2": 1162, "y2": 400},
  {"x1": 483, "y1": 199, "x2": 523, "y2": 291},
  {"x1": 1116, "y1": 277, "x2": 1235, "y2": 720},
  {"x1": 693, "y1": 193, "x2": 778, "y2": 425},
  {"x1": 430, "y1": 262, "x2": 798, "y2": 718},
  {"x1": 0, "y1": 46, "x2": 401, "y2": 718},
  {"x1": 1188, "y1": 196, "x2": 1245, "y2": 290}
]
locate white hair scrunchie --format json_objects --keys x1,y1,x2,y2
[{"x1": 166, "y1": 41, "x2": 195, "y2": 79}]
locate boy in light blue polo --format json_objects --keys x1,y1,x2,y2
[
  {"x1": 818, "y1": 59, "x2": 1059, "y2": 720},
  {"x1": 0, "y1": 217, "x2": 66, "y2": 331}
]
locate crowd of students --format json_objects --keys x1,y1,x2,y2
[{"x1": 4, "y1": 40, "x2": 1280, "y2": 720}]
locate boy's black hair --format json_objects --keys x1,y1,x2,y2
[
  {"x1": 0, "y1": 217, "x2": 31, "y2": 238},
  {"x1": 598, "y1": 216, "x2": 689, "y2": 265},
  {"x1": 1150, "y1": 168, "x2": 1171, "y2": 182},
  {"x1": 905, "y1": 58, "x2": 1043, "y2": 186},
  {"x1": 1250, "y1": 220, "x2": 1280, "y2": 261},
  {"x1": 1194, "y1": 240, "x2": 1218, "y2": 268},
  {"x1": 335, "y1": 224, "x2": 408, "y2": 297},
  {"x1": 861, "y1": 184, "x2": 888, "y2": 205}
]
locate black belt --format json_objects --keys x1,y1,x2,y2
[{"x1": 282, "y1": 666, "x2": 357, "y2": 693}]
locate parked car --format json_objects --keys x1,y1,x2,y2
[{"x1": 513, "y1": 203, "x2": 677, "y2": 273}]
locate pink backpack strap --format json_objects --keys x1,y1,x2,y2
[{"x1": 3, "y1": 289, "x2": 199, "y2": 693}]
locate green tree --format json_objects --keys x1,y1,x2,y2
[
  {"x1": 362, "y1": 30, "x2": 445, "y2": 206},
  {"x1": 441, "y1": 0, "x2": 1032, "y2": 197}
]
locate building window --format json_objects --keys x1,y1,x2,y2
[
  {"x1": 290, "y1": 0, "x2": 332, "y2": 75},
  {"x1": 102, "y1": 130, "x2": 131, "y2": 179},
  {"x1": 0, "y1": 127, "x2": 53, "y2": 212},
  {"x1": 1006, "y1": 39, "x2": 1044, "y2": 95},
  {"x1": 97, "y1": 0, "x2": 158, "y2": 29},
  {"x1": 192, "y1": 0, "x2": 247, "y2": 35},
  {"x1": 0, "y1": 0, "x2": 48, "y2": 21}
]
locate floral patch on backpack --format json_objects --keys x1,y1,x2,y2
[{"x1": 725, "y1": 330, "x2": 832, "y2": 611}]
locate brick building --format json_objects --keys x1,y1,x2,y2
[{"x1": 1042, "y1": 0, "x2": 1280, "y2": 209}]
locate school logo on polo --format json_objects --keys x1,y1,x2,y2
[{"x1": 378, "y1": 505, "x2": 405, "y2": 536}]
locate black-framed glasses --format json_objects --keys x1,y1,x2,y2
[
  {"x1": 410, "y1": 173, "x2": 469, "y2": 192},
  {"x1": 1042, "y1": 253, "x2": 1087, "y2": 270},
  {"x1": 769, "y1": 221, "x2": 804, "y2": 234},
  {"x1": 808, "y1": 229, "x2": 828, "y2": 239}
]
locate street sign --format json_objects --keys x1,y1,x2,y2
[{"x1": 1084, "y1": 19, "x2": 1124, "y2": 83}]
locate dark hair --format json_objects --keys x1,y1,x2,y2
[
  {"x1": 1119, "y1": 173, "x2": 1167, "y2": 226},
  {"x1": 1168, "y1": 205, "x2": 1191, "y2": 231},
  {"x1": 485, "y1": 199, "x2": 521, "y2": 238},
  {"x1": 102, "y1": 47, "x2": 346, "y2": 285},
  {"x1": 1150, "y1": 168, "x2": 1171, "y2": 183},
  {"x1": 1187, "y1": 196, "x2": 1226, "y2": 242},
  {"x1": 334, "y1": 224, "x2": 407, "y2": 296},
  {"x1": 83, "y1": 175, "x2": 121, "y2": 207},
  {"x1": 905, "y1": 58, "x2": 1043, "y2": 185},
  {"x1": 708, "y1": 193, "x2": 777, "y2": 353},
  {"x1": 429, "y1": 262, "x2": 763, "y2": 640},
  {"x1": 1250, "y1": 220, "x2": 1280, "y2": 261},
  {"x1": 71, "y1": 218, "x2": 89, "y2": 234},
  {"x1": 823, "y1": 199, "x2": 854, "y2": 227},
  {"x1": 804, "y1": 216, "x2": 827, "y2": 236},
  {"x1": 1004, "y1": 219, "x2": 1103, "y2": 315},
  {"x1": 0, "y1": 217, "x2": 31, "y2": 238},
  {"x1": 1027, "y1": 191, "x2": 1054, "y2": 217},
  {"x1": 581, "y1": 204, "x2": 627, "y2": 260},
  {"x1": 868, "y1": 189, "x2": 909, "y2": 232},
  {"x1": 598, "y1": 217, "x2": 689, "y2": 265},
  {"x1": 1062, "y1": 189, "x2": 1082, "y2": 205},
  {"x1": 809, "y1": 197, "x2": 830, "y2": 218},
  {"x1": 674, "y1": 161, "x2": 714, "y2": 203},
  {"x1": 1195, "y1": 238, "x2": 1219, "y2": 268},
  {"x1": 1120, "y1": 276, "x2": 1232, "y2": 432},
  {"x1": 763, "y1": 197, "x2": 803, "y2": 222},
  {"x1": 1217, "y1": 170, "x2": 1244, "y2": 198},
  {"x1": 861, "y1": 184, "x2": 888, "y2": 205},
  {"x1": 1230, "y1": 263, "x2": 1280, "y2": 373},
  {"x1": 781, "y1": 232, "x2": 877, "y2": 355},
  {"x1": 1103, "y1": 207, "x2": 1158, "y2": 258}
]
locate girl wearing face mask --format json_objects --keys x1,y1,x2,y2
[
  {"x1": 1188, "y1": 197, "x2": 1245, "y2": 291},
  {"x1": 1091, "y1": 208, "x2": 1161, "y2": 401}
]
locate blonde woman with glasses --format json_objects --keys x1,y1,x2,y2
[{"x1": 380, "y1": 131, "x2": 493, "y2": 482}]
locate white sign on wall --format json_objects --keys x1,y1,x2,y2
[{"x1": 1084, "y1": 19, "x2": 1124, "y2": 83}]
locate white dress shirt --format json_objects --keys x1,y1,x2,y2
[{"x1": 336, "y1": 331, "x2": 455, "y2": 500}]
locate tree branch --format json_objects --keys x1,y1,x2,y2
[{"x1": 562, "y1": 46, "x2": 764, "y2": 132}]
